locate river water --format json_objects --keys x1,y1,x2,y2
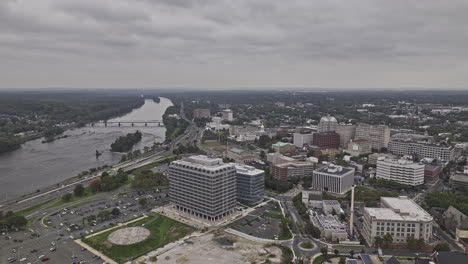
[{"x1": 0, "y1": 97, "x2": 173, "y2": 200}]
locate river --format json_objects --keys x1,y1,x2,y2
[{"x1": 0, "y1": 97, "x2": 173, "y2": 200}]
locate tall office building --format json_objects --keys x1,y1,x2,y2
[
  {"x1": 335, "y1": 124, "x2": 356, "y2": 147},
  {"x1": 355, "y1": 123, "x2": 390, "y2": 151},
  {"x1": 222, "y1": 109, "x2": 234, "y2": 121},
  {"x1": 312, "y1": 131, "x2": 340, "y2": 149},
  {"x1": 168, "y1": 155, "x2": 237, "y2": 221},
  {"x1": 311, "y1": 164, "x2": 354, "y2": 195},
  {"x1": 235, "y1": 164, "x2": 265, "y2": 205},
  {"x1": 318, "y1": 115, "x2": 338, "y2": 132},
  {"x1": 293, "y1": 133, "x2": 314, "y2": 147},
  {"x1": 376, "y1": 158, "x2": 424, "y2": 186},
  {"x1": 363, "y1": 196, "x2": 433, "y2": 245}
]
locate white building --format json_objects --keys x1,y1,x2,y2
[
  {"x1": 363, "y1": 196, "x2": 433, "y2": 245},
  {"x1": 335, "y1": 124, "x2": 356, "y2": 147},
  {"x1": 234, "y1": 164, "x2": 265, "y2": 205},
  {"x1": 266, "y1": 152, "x2": 295, "y2": 164},
  {"x1": 388, "y1": 140, "x2": 455, "y2": 161},
  {"x1": 293, "y1": 133, "x2": 314, "y2": 147},
  {"x1": 355, "y1": 123, "x2": 391, "y2": 151},
  {"x1": 376, "y1": 158, "x2": 424, "y2": 186},
  {"x1": 312, "y1": 164, "x2": 355, "y2": 195},
  {"x1": 318, "y1": 115, "x2": 338, "y2": 133},
  {"x1": 222, "y1": 109, "x2": 234, "y2": 121},
  {"x1": 168, "y1": 155, "x2": 237, "y2": 221}
]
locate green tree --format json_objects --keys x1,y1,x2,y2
[
  {"x1": 383, "y1": 233, "x2": 393, "y2": 246},
  {"x1": 139, "y1": 198, "x2": 148, "y2": 207},
  {"x1": 334, "y1": 249, "x2": 339, "y2": 255},
  {"x1": 433, "y1": 242, "x2": 450, "y2": 252},
  {"x1": 320, "y1": 247, "x2": 328, "y2": 257},
  {"x1": 339, "y1": 257, "x2": 346, "y2": 264},
  {"x1": 111, "y1": 208, "x2": 121, "y2": 216},
  {"x1": 62, "y1": 193, "x2": 73, "y2": 202},
  {"x1": 374, "y1": 236, "x2": 383, "y2": 247},
  {"x1": 74, "y1": 184, "x2": 85, "y2": 197}
]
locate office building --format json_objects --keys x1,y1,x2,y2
[
  {"x1": 363, "y1": 196, "x2": 433, "y2": 245},
  {"x1": 318, "y1": 115, "x2": 338, "y2": 132},
  {"x1": 270, "y1": 161, "x2": 315, "y2": 179},
  {"x1": 310, "y1": 213, "x2": 348, "y2": 242},
  {"x1": 346, "y1": 139, "x2": 372, "y2": 156},
  {"x1": 450, "y1": 173, "x2": 468, "y2": 193},
  {"x1": 312, "y1": 164, "x2": 354, "y2": 195},
  {"x1": 293, "y1": 133, "x2": 314, "y2": 147},
  {"x1": 226, "y1": 148, "x2": 259, "y2": 164},
  {"x1": 266, "y1": 152, "x2": 295, "y2": 164},
  {"x1": 388, "y1": 140, "x2": 455, "y2": 161},
  {"x1": 424, "y1": 165, "x2": 441, "y2": 184},
  {"x1": 313, "y1": 131, "x2": 340, "y2": 149},
  {"x1": 222, "y1": 109, "x2": 234, "y2": 121},
  {"x1": 376, "y1": 159, "x2": 424, "y2": 186},
  {"x1": 355, "y1": 123, "x2": 391, "y2": 151},
  {"x1": 235, "y1": 164, "x2": 265, "y2": 205},
  {"x1": 193, "y1": 108, "x2": 211, "y2": 118},
  {"x1": 272, "y1": 142, "x2": 296, "y2": 154},
  {"x1": 336, "y1": 124, "x2": 356, "y2": 147},
  {"x1": 368, "y1": 153, "x2": 398, "y2": 165},
  {"x1": 168, "y1": 155, "x2": 236, "y2": 221}
]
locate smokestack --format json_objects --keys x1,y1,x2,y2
[{"x1": 349, "y1": 185, "x2": 355, "y2": 238}]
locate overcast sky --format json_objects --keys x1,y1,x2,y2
[{"x1": 1, "y1": 0, "x2": 467, "y2": 90}]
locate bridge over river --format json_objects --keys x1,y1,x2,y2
[{"x1": 90, "y1": 120, "x2": 164, "y2": 127}]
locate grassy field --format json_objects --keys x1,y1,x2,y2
[
  {"x1": 83, "y1": 214, "x2": 194, "y2": 262},
  {"x1": 312, "y1": 254, "x2": 339, "y2": 264},
  {"x1": 16, "y1": 198, "x2": 58, "y2": 216}
]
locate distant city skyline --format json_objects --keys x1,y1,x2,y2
[{"x1": 1, "y1": 0, "x2": 468, "y2": 89}]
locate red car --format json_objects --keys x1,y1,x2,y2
[{"x1": 41, "y1": 257, "x2": 50, "y2": 262}]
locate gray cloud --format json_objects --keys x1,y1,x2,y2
[{"x1": 0, "y1": 0, "x2": 467, "y2": 89}]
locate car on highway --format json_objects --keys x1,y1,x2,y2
[
  {"x1": 41, "y1": 257, "x2": 49, "y2": 262},
  {"x1": 8, "y1": 257, "x2": 16, "y2": 263}
]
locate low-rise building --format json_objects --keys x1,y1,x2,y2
[
  {"x1": 311, "y1": 164, "x2": 355, "y2": 195},
  {"x1": 346, "y1": 139, "x2": 372, "y2": 156},
  {"x1": 323, "y1": 200, "x2": 342, "y2": 215},
  {"x1": 193, "y1": 108, "x2": 211, "y2": 118},
  {"x1": 376, "y1": 158, "x2": 425, "y2": 186},
  {"x1": 388, "y1": 140, "x2": 455, "y2": 161},
  {"x1": 226, "y1": 148, "x2": 259, "y2": 164},
  {"x1": 310, "y1": 211, "x2": 348, "y2": 242},
  {"x1": 270, "y1": 161, "x2": 315, "y2": 179},
  {"x1": 368, "y1": 153, "x2": 398, "y2": 165},
  {"x1": 235, "y1": 164, "x2": 265, "y2": 205},
  {"x1": 362, "y1": 196, "x2": 433, "y2": 245},
  {"x1": 222, "y1": 109, "x2": 234, "y2": 121},
  {"x1": 302, "y1": 190, "x2": 323, "y2": 208},
  {"x1": 335, "y1": 124, "x2": 356, "y2": 148},
  {"x1": 272, "y1": 142, "x2": 296, "y2": 154},
  {"x1": 266, "y1": 152, "x2": 295, "y2": 164},
  {"x1": 450, "y1": 173, "x2": 468, "y2": 193}
]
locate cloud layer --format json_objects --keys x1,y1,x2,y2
[{"x1": 1, "y1": 0, "x2": 467, "y2": 89}]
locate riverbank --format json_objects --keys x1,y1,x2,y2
[{"x1": 0, "y1": 97, "x2": 173, "y2": 199}]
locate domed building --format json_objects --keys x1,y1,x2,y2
[{"x1": 318, "y1": 115, "x2": 338, "y2": 132}]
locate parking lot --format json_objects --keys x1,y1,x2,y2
[
  {"x1": 230, "y1": 201, "x2": 286, "y2": 240},
  {"x1": 2, "y1": 188, "x2": 169, "y2": 264}
]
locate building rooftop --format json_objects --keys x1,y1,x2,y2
[
  {"x1": 272, "y1": 142, "x2": 294, "y2": 147},
  {"x1": 234, "y1": 164, "x2": 264, "y2": 176},
  {"x1": 365, "y1": 196, "x2": 433, "y2": 222},
  {"x1": 274, "y1": 161, "x2": 315, "y2": 168},
  {"x1": 229, "y1": 148, "x2": 247, "y2": 154},
  {"x1": 377, "y1": 158, "x2": 425, "y2": 168},
  {"x1": 451, "y1": 173, "x2": 468, "y2": 183},
  {"x1": 315, "y1": 164, "x2": 354, "y2": 176},
  {"x1": 173, "y1": 155, "x2": 234, "y2": 171}
]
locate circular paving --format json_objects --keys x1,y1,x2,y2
[{"x1": 107, "y1": 227, "x2": 150, "y2": 245}]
